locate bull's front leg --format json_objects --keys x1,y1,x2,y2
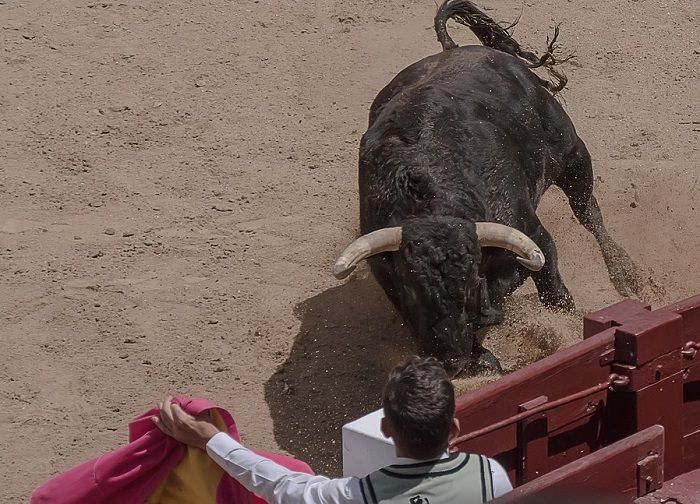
[{"x1": 528, "y1": 222, "x2": 575, "y2": 310}]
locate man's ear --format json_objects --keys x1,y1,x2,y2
[
  {"x1": 448, "y1": 417, "x2": 460, "y2": 443},
  {"x1": 380, "y1": 416, "x2": 393, "y2": 439}
]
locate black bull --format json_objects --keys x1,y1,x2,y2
[{"x1": 334, "y1": 0, "x2": 641, "y2": 376}]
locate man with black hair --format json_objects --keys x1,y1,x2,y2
[{"x1": 154, "y1": 357, "x2": 512, "y2": 503}]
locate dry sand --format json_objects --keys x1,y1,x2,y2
[{"x1": 1, "y1": 0, "x2": 698, "y2": 499}]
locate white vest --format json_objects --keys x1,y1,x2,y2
[{"x1": 359, "y1": 452, "x2": 494, "y2": 504}]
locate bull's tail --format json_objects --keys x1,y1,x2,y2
[{"x1": 434, "y1": 0, "x2": 570, "y2": 94}]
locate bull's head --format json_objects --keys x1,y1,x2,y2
[{"x1": 333, "y1": 217, "x2": 544, "y2": 375}]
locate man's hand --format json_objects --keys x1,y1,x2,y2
[{"x1": 152, "y1": 396, "x2": 221, "y2": 450}]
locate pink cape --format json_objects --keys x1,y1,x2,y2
[{"x1": 31, "y1": 397, "x2": 313, "y2": 503}]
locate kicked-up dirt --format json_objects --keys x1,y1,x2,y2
[{"x1": 0, "y1": 0, "x2": 697, "y2": 499}]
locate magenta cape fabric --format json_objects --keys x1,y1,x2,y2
[{"x1": 31, "y1": 397, "x2": 313, "y2": 504}]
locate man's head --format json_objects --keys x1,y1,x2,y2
[{"x1": 381, "y1": 356, "x2": 459, "y2": 460}]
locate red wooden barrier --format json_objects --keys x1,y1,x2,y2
[
  {"x1": 493, "y1": 425, "x2": 665, "y2": 503},
  {"x1": 451, "y1": 294, "x2": 700, "y2": 501}
]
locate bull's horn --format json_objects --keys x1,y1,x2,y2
[
  {"x1": 333, "y1": 227, "x2": 402, "y2": 279},
  {"x1": 475, "y1": 222, "x2": 545, "y2": 271}
]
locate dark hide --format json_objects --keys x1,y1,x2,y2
[{"x1": 356, "y1": 0, "x2": 640, "y2": 375}]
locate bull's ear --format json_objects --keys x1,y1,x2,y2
[{"x1": 333, "y1": 227, "x2": 403, "y2": 279}]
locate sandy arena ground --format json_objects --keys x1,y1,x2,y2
[{"x1": 1, "y1": 0, "x2": 698, "y2": 500}]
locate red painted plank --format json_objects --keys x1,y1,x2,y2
[
  {"x1": 584, "y1": 299, "x2": 652, "y2": 339},
  {"x1": 456, "y1": 329, "x2": 615, "y2": 415},
  {"x1": 453, "y1": 329, "x2": 615, "y2": 480},
  {"x1": 684, "y1": 429, "x2": 700, "y2": 473},
  {"x1": 493, "y1": 425, "x2": 665, "y2": 503},
  {"x1": 613, "y1": 311, "x2": 684, "y2": 366}
]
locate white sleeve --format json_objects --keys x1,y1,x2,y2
[
  {"x1": 206, "y1": 432, "x2": 364, "y2": 504},
  {"x1": 488, "y1": 458, "x2": 514, "y2": 498}
]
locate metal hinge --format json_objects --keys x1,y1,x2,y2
[
  {"x1": 637, "y1": 453, "x2": 663, "y2": 497},
  {"x1": 682, "y1": 340, "x2": 699, "y2": 359}
]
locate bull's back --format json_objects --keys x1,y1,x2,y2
[
  {"x1": 361, "y1": 45, "x2": 579, "y2": 222},
  {"x1": 368, "y1": 46, "x2": 547, "y2": 128}
]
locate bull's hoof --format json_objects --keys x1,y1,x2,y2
[
  {"x1": 600, "y1": 238, "x2": 643, "y2": 297},
  {"x1": 476, "y1": 307, "x2": 504, "y2": 329},
  {"x1": 445, "y1": 348, "x2": 503, "y2": 377},
  {"x1": 443, "y1": 358, "x2": 469, "y2": 378},
  {"x1": 468, "y1": 347, "x2": 503, "y2": 375}
]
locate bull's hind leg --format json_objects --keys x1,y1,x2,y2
[{"x1": 557, "y1": 140, "x2": 642, "y2": 297}]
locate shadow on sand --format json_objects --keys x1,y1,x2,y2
[{"x1": 264, "y1": 272, "x2": 416, "y2": 476}]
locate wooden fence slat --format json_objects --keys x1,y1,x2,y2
[
  {"x1": 584, "y1": 299, "x2": 651, "y2": 339},
  {"x1": 493, "y1": 425, "x2": 665, "y2": 503},
  {"x1": 454, "y1": 330, "x2": 615, "y2": 480}
]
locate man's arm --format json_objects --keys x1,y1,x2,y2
[
  {"x1": 153, "y1": 397, "x2": 364, "y2": 504},
  {"x1": 206, "y1": 432, "x2": 363, "y2": 504}
]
